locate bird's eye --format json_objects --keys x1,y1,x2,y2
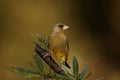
[{"x1": 58, "y1": 24, "x2": 64, "y2": 29}]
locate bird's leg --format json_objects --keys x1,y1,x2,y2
[{"x1": 43, "y1": 52, "x2": 50, "y2": 58}]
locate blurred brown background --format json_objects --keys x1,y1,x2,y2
[{"x1": 0, "y1": 0, "x2": 120, "y2": 80}]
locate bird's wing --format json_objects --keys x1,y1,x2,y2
[
  {"x1": 64, "y1": 39, "x2": 69, "y2": 61},
  {"x1": 66, "y1": 40, "x2": 69, "y2": 52}
]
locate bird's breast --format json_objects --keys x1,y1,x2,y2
[
  {"x1": 49, "y1": 33, "x2": 67, "y2": 50},
  {"x1": 49, "y1": 33, "x2": 68, "y2": 61}
]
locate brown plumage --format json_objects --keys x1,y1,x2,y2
[{"x1": 48, "y1": 23, "x2": 70, "y2": 68}]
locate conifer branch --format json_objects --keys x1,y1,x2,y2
[{"x1": 34, "y1": 44, "x2": 65, "y2": 75}]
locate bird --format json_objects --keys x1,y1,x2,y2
[{"x1": 48, "y1": 23, "x2": 70, "y2": 68}]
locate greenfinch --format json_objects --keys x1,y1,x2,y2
[{"x1": 48, "y1": 23, "x2": 70, "y2": 68}]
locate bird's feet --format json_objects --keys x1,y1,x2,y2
[{"x1": 43, "y1": 52, "x2": 50, "y2": 58}]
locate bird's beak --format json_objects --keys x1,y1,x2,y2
[{"x1": 63, "y1": 25, "x2": 69, "y2": 30}]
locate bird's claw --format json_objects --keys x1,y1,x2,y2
[{"x1": 43, "y1": 52, "x2": 50, "y2": 58}]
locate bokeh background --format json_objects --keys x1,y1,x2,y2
[{"x1": 0, "y1": 0, "x2": 120, "y2": 80}]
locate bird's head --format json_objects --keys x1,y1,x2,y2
[{"x1": 53, "y1": 23, "x2": 69, "y2": 33}]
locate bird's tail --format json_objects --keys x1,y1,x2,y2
[{"x1": 63, "y1": 61, "x2": 71, "y2": 69}]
